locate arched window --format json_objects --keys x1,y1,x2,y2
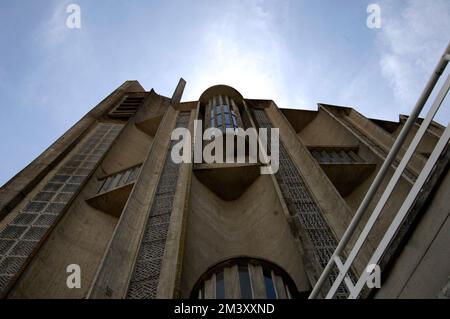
[{"x1": 191, "y1": 258, "x2": 300, "y2": 299}]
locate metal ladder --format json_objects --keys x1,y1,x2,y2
[{"x1": 309, "y1": 42, "x2": 450, "y2": 299}]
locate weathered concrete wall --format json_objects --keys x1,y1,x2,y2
[
  {"x1": 375, "y1": 168, "x2": 450, "y2": 298},
  {"x1": 299, "y1": 106, "x2": 415, "y2": 249},
  {"x1": 6, "y1": 122, "x2": 123, "y2": 298},
  {"x1": 2, "y1": 80, "x2": 448, "y2": 300},
  {"x1": 98, "y1": 121, "x2": 153, "y2": 179},
  {"x1": 266, "y1": 104, "x2": 356, "y2": 245},
  {"x1": 279, "y1": 108, "x2": 317, "y2": 134},
  {"x1": 7, "y1": 113, "x2": 154, "y2": 298},
  {"x1": 180, "y1": 174, "x2": 310, "y2": 298},
  {"x1": 345, "y1": 109, "x2": 426, "y2": 176},
  {"x1": 1, "y1": 81, "x2": 148, "y2": 298},
  {"x1": 88, "y1": 107, "x2": 179, "y2": 299},
  {"x1": 8, "y1": 184, "x2": 118, "y2": 298},
  {"x1": 298, "y1": 110, "x2": 359, "y2": 147},
  {"x1": 399, "y1": 123, "x2": 440, "y2": 158}
]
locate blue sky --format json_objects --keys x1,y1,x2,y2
[{"x1": 0, "y1": 0, "x2": 449, "y2": 186}]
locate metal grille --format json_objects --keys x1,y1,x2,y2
[
  {"x1": 97, "y1": 164, "x2": 142, "y2": 194},
  {"x1": 126, "y1": 111, "x2": 190, "y2": 299},
  {"x1": 309, "y1": 148, "x2": 364, "y2": 164},
  {"x1": 253, "y1": 109, "x2": 351, "y2": 298},
  {"x1": 109, "y1": 95, "x2": 145, "y2": 119},
  {"x1": 0, "y1": 123, "x2": 123, "y2": 296}
]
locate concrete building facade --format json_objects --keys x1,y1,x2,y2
[{"x1": 0, "y1": 79, "x2": 448, "y2": 299}]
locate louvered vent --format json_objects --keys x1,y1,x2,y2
[
  {"x1": 109, "y1": 94, "x2": 145, "y2": 119},
  {"x1": 309, "y1": 147, "x2": 364, "y2": 164}
]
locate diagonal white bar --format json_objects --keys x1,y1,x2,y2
[
  {"x1": 309, "y1": 42, "x2": 450, "y2": 299},
  {"x1": 348, "y1": 123, "x2": 450, "y2": 298},
  {"x1": 325, "y1": 74, "x2": 450, "y2": 298},
  {"x1": 333, "y1": 256, "x2": 355, "y2": 290}
]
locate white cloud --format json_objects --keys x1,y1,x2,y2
[
  {"x1": 37, "y1": 0, "x2": 73, "y2": 47},
  {"x1": 23, "y1": 0, "x2": 95, "y2": 130},
  {"x1": 185, "y1": 0, "x2": 292, "y2": 105},
  {"x1": 378, "y1": 0, "x2": 450, "y2": 114}
]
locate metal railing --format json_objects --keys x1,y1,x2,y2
[{"x1": 309, "y1": 42, "x2": 450, "y2": 299}]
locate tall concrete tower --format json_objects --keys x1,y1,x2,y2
[{"x1": 0, "y1": 79, "x2": 448, "y2": 299}]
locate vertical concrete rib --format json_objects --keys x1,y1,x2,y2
[
  {"x1": 252, "y1": 108, "x2": 352, "y2": 298},
  {"x1": 126, "y1": 112, "x2": 190, "y2": 299},
  {"x1": 88, "y1": 107, "x2": 180, "y2": 299}
]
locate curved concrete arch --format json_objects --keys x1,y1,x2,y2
[
  {"x1": 199, "y1": 84, "x2": 244, "y2": 106},
  {"x1": 189, "y1": 256, "x2": 301, "y2": 298}
]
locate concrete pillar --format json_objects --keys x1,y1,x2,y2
[
  {"x1": 157, "y1": 110, "x2": 195, "y2": 298},
  {"x1": 88, "y1": 106, "x2": 179, "y2": 299},
  {"x1": 273, "y1": 273, "x2": 287, "y2": 299},
  {"x1": 249, "y1": 264, "x2": 266, "y2": 298},
  {"x1": 205, "y1": 276, "x2": 215, "y2": 299},
  {"x1": 224, "y1": 265, "x2": 241, "y2": 299},
  {"x1": 230, "y1": 98, "x2": 244, "y2": 128}
]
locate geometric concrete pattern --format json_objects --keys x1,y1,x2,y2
[
  {"x1": 127, "y1": 112, "x2": 190, "y2": 299},
  {"x1": 253, "y1": 109, "x2": 351, "y2": 298}
]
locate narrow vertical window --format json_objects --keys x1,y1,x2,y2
[
  {"x1": 238, "y1": 264, "x2": 253, "y2": 299},
  {"x1": 215, "y1": 105, "x2": 222, "y2": 116},
  {"x1": 263, "y1": 267, "x2": 277, "y2": 299},
  {"x1": 223, "y1": 105, "x2": 233, "y2": 129},
  {"x1": 216, "y1": 271, "x2": 225, "y2": 298},
  {"x1": 231, "y1": 111, "x2": 238, "y2": 127},
  {"x1": 225, "y1": 113, "x2": 232, "y2": 128},
  {"x1": 210, "y1": 106, "x2": 215, "y2": 127},
  {"x1": 217, "y1": 114, "x2": 223, "y2": 128}
]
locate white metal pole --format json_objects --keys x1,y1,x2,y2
[
  {"x1": 326, "y1": 74, "x2": 450, "y2": 298},
  {"x1": 309, "y1": 42, "x2": 450, "y2": 299},
  {"x1": 349, "y1": 123, "x2": 450, "y2": 298}
]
